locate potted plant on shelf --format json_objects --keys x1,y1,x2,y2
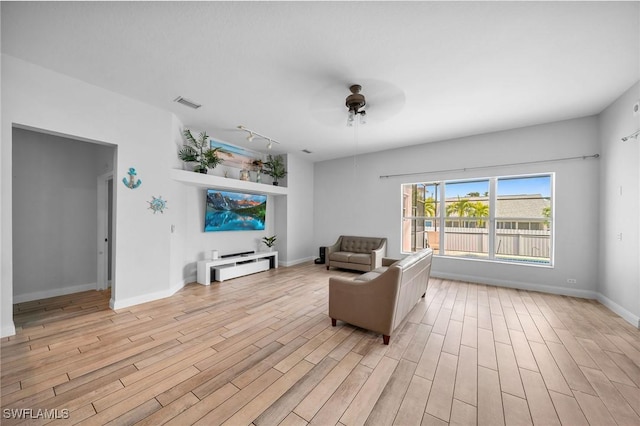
[
  {"x1": 178, "y1": 129, "x2": 224, "y2": 173},
  {"x1": 262, "y1": 235, "x2": 277, "y2": 251},
  {"x1": 262, "y1": 154, "x2": 287, "y2": 186}
]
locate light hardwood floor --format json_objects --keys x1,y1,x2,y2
[{"x1": 2, "y1": 262, "x2": 640, "y2": 425}]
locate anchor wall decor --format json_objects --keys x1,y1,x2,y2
[{"x1": 122, "y1": 167, "x2": 142, "y2": 189}]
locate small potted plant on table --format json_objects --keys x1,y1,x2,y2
[{"x1": 262, "y1": 235, "x2": 277, "y2": 251}]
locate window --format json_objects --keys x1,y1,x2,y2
[
  {"x1": 402, "y1": 174, "x2": 553, "y2": 266},
  {"x1": 402, "y1": 183, "x2": 439, "y2": 253},
  {"x1": 495, "y1": 175, "x2": 552, "y2": 264},
  {"x1": 444, "y1": 180, "x2": 490, "y2": 259}
]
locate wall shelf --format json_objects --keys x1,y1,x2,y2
[{"x1": 171, "y1": 168, "x2": 288, "y2": 196}]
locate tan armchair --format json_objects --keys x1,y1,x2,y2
[{"x1": 329, "y1": 248, "x2": 432, "y2": 344}]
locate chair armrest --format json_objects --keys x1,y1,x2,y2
[
  {"x1": 370, "y1": 239, "x2": 387, "y2": 269},
  {"x1": 326, "y1": 238, "x2": 342, "y2": 256}
]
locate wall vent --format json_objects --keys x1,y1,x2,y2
[{"x1": 173, "y1": 96, "x2": 202, "y2": 109}]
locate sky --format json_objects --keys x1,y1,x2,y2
[{"x1": 420, "y1": 175, "x2": 552, "y2": 199}]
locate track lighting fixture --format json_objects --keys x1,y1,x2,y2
[{"x1": 237, "y1": 125, "x2": 281, "y2": 149}]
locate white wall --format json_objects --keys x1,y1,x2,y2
[
  {"x1": 598, "y1": 81, "x2": 640, "y2": 326},
  {"x1": 12, "y1": 128, "x2": 114, "y2": 302},
  {"x1": 169, "y1": 115, "x2": 188, "y2": 290},
  {"x1": 281, "y1": 154, "x2": 315, "y2": 266},
  {"x1": 314, "y1": 116, "x2": 601, "y2": 298},
  {"x1": 2, "y1": 55, "x2": 180, "y2": 335}
]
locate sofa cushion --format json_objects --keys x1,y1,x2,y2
[
  {"x1": 341, "y1": 237, "x2": 384, "y2": 254},
  {"x1": 330, "y1": 251, "x2": 352, "y2": 263},
  {"x1": 349, "y1": 253, "x2": 372, "y2": 265}
]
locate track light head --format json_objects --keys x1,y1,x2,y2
[{"x1": 237, "y1": 125, "x2": 280, "y2": 148}]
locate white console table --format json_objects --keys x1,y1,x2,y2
[{"x1": 196, "y1": 251, "x2": 278, "y2": 285}]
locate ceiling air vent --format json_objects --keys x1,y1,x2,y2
[
  {"x1": 302, "y1": 149, "x2": 312, "y2": 154},
  {"x1": 173, "y1": 96, "x2": 202, "y2": 109}
]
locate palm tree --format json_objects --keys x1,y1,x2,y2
[
  {"x1": 542, "y1": 206, "x2": 551, "y2": 229},
  {"x1": 424, "y1": 196, "x2": 436, "y2": 217},
  {"x1": 446, "y1": 197, "x2": 471, "y2": 227},
  {"x1": 469, "y1": 201, "x2": 489, "y2": 227}
]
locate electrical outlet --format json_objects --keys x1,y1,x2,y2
[
  {"x1": 617, "y1": 233, "x2": 623, "y2": 241},
  {"x1": 567, "y1": 278, "x2": 577, "y2": 284}
]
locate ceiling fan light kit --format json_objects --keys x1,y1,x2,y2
[{"x1": 346, "y1": 84, "x2": 367, "y2": 127}]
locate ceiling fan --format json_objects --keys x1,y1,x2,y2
[{"x1": 309, "y1": 79, "x2": 406, "y2": 127}]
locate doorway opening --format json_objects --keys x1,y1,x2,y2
[{"x1": 11, "y1": 126, "x2": 116, "y2": 326}]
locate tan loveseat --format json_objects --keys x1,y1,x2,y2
[
  {"x1": 325, "y1": 236, "x2": 387, "y2": 272},
  {"x1": 329, "y1": 248, "x2": 433, "y2": 344}
]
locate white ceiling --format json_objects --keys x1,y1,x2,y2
[{"x1": 2, "y1": 1, "x2": 639, "y2": 162}]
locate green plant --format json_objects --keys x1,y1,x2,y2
[
  {"x1": 178, "y1": 129, "x2": 224, "y2": 173},
  {"x1": 262, "y1": 154, "x2": 287, "y2": 185},
  {"x1": 262, "y1": 235, "x2": 277, "y2": 248}
]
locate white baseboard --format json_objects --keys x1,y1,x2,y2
[
  {"x1": 110, "y1": 285, "x2": 183, "y2": 310},
  {"x1": 171, "y1": 279, "x2": 187, "y2": 293},
  {"x1": 13, "y1": 283, "x2": 98, "y2": 304},
  {"x1": 430, "y1": 272, "x2": 598, "y2": 299},
  {"x1": 596, "y1": 293, "x2": 640, "y2": 328},
  {"x1": 280, "y1": 256, "x2": 315, "y2": 267},
  {"x1": 1, "y1": 322, "x2": 16, "y2": 338}
]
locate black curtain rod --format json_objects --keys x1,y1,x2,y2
[{"x1": 379, "y1": 153, "x2": 600, "y2": 179}]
